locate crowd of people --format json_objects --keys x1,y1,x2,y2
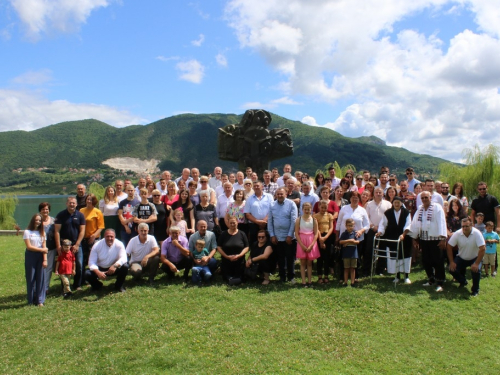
[{"x1": 23, "y1": 164, "x2": 499, "y2": 306}]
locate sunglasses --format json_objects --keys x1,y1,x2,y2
[
  {"x1": 389, "y1": 179, "x2": 395, "y2": 182},
  {"x1": 257, "y1": 236, "x2": 266, "y2": 239},
  {"x1": 406, "y1": 172, "x2": 413, "y2": 175},
  {"x1": 478, "y1": 188, "x2": 486, "y2": 191},
  {"x1": 153, "y1": 195, "x2": 160, "y2": 197}
]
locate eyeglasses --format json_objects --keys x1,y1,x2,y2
[
  {"x1": 389, "y1": 179, "x2": 395, "y2": 182},
  {"x1": 441, "y1": 186, "x2": 449, "y2": 189},
  {"x1": 356, "y1": 178, "x2": 362, "y2": 180},
  {"x1": 257, "y1": 236, "x2": 266, "y2": 239},
  {"x1": 201, "y1": 181, "x2": 208, "y2": 183},
  {"x1": 153, "y1": 195, "x2": 160, "y2": 197}
]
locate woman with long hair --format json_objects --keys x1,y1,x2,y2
[
  {"x1": 452, "y1": 182, "x2": 469, "y2": 211},
  {"x1": 24, "y1": 213, "x2": 48, "y2": 306},
  {"x1": 314, "y1": 173, "x2": 325, "y2": 195},
  {"x1": 38, "y1": 202, "x2": 56, "y2": 293},
  {"x1": 385, "y1": 186, "x2": 398, "y2": 204},
  {"x1": 99, "y1": 186, "x2": 120, "y2": 239},
  {"x1": 171, "y1": 189, "x2": 195, "y2": 236}
]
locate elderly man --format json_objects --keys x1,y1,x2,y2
[
  {"x1": 216, "y1": 181, "x2": 234, "y2": 231},
  {"x1": 54, "y1": 196, "x2": 86, "y2": 290},
  {"x1": 268, "y1": 187, "x2": 298, "y2": 283},
  {"x1": 160, "y1": 226, "x2": 192, "y2": 282},
  {"x1": 277, "y1": 164, "x2": 292, "y2": 187},
  {"x1": 188, "y1": 220, "x2": 219, "y2": 280},
  {"x1": 233, "y1": 171, "x2": 245, "y2": 191},
  {"x1": 76, "y1": 184, "x2": 87, "y2": 211},
  {"x1": 447, "y1": 218, "x2": 486, "y2": 296},
  {"x1": 410, "y1": 191, "x2": 447, "y2": 292},
  {"x1": 209, "y1": 166, "x2": 223, "y2": 189},
  {"x1": 215, "y1": 174, "x2": 231, "y2": 198},
  {"x1": 175, "y1": 168, "x2": 192, "y2": 186},
  {"x1": 126, "y1": 223, "x2": 160, "y2": 285},
  {"x1": 85, "y1": 229, "x2": 129, "y2": 292},
  {"x1": 245, "y1": 181, "x2": 274, "y2": 244},
  {"x1": 156, "y1": 170, "x2": 173, "y2": 190},
  {"x1": 286, "y1": 178, "x2": 301, "y2": 209},
  {"x1": 134, "y1": 178, "x2": 147, "y2": 199},
  {"x1": 191, "y1": 168, "x2": 201, "y2": 188}
]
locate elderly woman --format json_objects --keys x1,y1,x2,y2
[
  {"x1": 39, "y1": 202, "x2": 56, "y2": 293},
  {"x1": 99, "y1": 185, "x2": 120, "y2": 239},
  {"x1": 194, "y1": 191, "x2": 216, "y2": 231},
  {"x1": 225, "y1": 189, "x2": 247, "y2": 234},
  {"x1": 24, "y1": 213, "x2": 48, "y2": 306},
  {"x1": 218, "y1": 216, "x2": 250, "y2": 284},
  {"x1": 197, "y1": 176, "x2": 216, "y2": 205},
  {"x1": 243, "y1": 178, "x2": 254, "y2": 199},
  {"x1": 80, "y1": 193, "x2": 105, "y2": 268}
]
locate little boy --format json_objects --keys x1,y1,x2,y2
[
  {"x1": 482, "y1": 221, "x2": 499, "y2": 277},
  {"x1": 474, "y1": 213, "x2": 486, "y2": 233},
  {"x1": 191, "y1": 239, "x2": 212, "y2": 286},
  {"x1": 55, "y1": 239, "x2": 76, "y2": 299},
  {"x1": 339, "y1": 218, "x2": 360, "y2": 287}
]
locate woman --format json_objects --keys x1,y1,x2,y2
[
  {"x1": 245, "y1": 229, "x2": 273, "y2": 285},
  {"x1": 340, "y1": 178, "x2": 353, "y2": 202},
  {"x1": 333, "y1": 185, "x2": 348, "y2": 209},
  {"x1": 171, "y1": 189, "x2": 195, "y2": 236},
  {"x1": 80, "y1": 194, "x2": 105, "y2": 270},
  {"x1": 335, "y1": 192, "x2": 370, "y2": 278},
  {"x1": 313, "y1": 186, "x2": 339, "y2": 218},
  {"x1": 217, "y1": 216, "x2": 250, "y2": 283},
  {"x1": 452, "y1": 182, "x2": 469, "y2": 211},
  {"x1": 363, "y1": 182, "x2": 375, "y2": 199},
  {"x1": 314, "y1": 173, "x2": 325, "y2": 195},
  {"x1": 194, "y1": 191, "x2": 216, "y2": 231},
  {"x1": 24, "y1": 213, "x2": 48, "y2": 306},
  {"x1": 447, "y1": 199, "x2": 467, "y2": 237},
  {"x1": 39, "y1": 202, "x2": 56, "y2": 293},
  {"x1": 99, "y1": 186, "x2": 120, "y2": 239},
  {"x1": 344, "y1": 172, "x2": 358, "y2": 192},
  {"x1": 360, "y1": 190, "x2": 372, "y2": 207},
  {"x1": 413, "y1": 183, "x2": 423, "y2": 195},
  {"x1": 197, "y1": 177, "x2": 216, "y2": 205},
  {"x1": 225, "y1": 189, "x2": 247, "y2": 234},
  {"x1": 151, "y1": 189, "x2": 169, "y2": 246},
  {"x1": 162, "y1": 181, "x2": 179, "y2": 206},
  {"x1": 243, "y1": 179, "x2": 254, "y2": 199},
  {"x1": 188, "y1": 180, "x2": 200, "y2": 206},
  {"x1": 300, "y1": 173, "x2": 314, "y2": 191},
  {"x1": 177, "y1": 179, "x2": 187, "y2": 192},
  {"x1": 385, "y1": 186, "x2": 397, "y2": 204},
  {"x1": 146, "y1": 180, "x2": 155, "y2": 198},
  {"x1": 369, "y1": 175, "x2": 379, "y2": 187}
]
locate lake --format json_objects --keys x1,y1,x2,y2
[{"x1": 14, "y1": 195, "x2": 70, "y2": 229}]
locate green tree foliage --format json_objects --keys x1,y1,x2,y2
[
  {"x1": 439, "y1": 144, "x2": 500, "y2": 200},
  {"x1": 0, "y1": 195, "x2": 18, "y2": 230},
  {"x1": 88, "y1": 182, "x2": 105, "y2": 201},
  {"x1": 315, "y1": 162, "x2": 357, "y2": 179}
]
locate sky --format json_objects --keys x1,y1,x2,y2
[{"x1": 1, "y1": 0, "x2": 500, "y2": 163}]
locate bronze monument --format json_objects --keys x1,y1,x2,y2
[{"x1": 218, "y1": 109, "x2": 293, "y2": 176}]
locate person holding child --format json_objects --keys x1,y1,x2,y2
[
  {"x1": 339, "y1": 218, "x2": 360, "y2": 287},
  {"x1": 55, "y1": 239, "x2": 76, "y2": 299},
  {"x1": 295, "y1": 202, "x2": 320, "y2": 287}
]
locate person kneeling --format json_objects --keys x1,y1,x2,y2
[
  {"x1": 245, "y1": 230, "x2": 274, "y2": 285},
  {"x1": 126, "y1": 223, "x2": 160, "y2": 285}
]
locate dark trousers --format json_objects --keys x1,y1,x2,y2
[
  {"x1": 120, "y1": 229, "x2": 137, "y2": 248},
  {"x1": 317, "y1": 232, "x2": 333, "y2": 277},
  {"x1": 274, "y1": 240, "x2": 296, "y2": 281},
  {"x1": 247, "y1": 223, "x2": 261, "y2": 246},
  {"x1": 85, "y1": 264, "x2": 129, "y2": 290},
  {"x1": 25, "y1": 250, "x2": 46, "y2": 305},
  {"x1": 363, "y1": 229, "x2": 385, "y2": 276},
  {"x1": 161, "y1": 257, "x2": 193, "y2": 281},
  {"x1": 449, "y1": 256, "x2": 482, "y2": 293},
  {"x1": 421, "y1": 240, "x2": 446, "y2": 286}
]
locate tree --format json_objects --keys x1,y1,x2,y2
[{"x1": 0, "y1": 195, "x2": 18, "y2": 230}]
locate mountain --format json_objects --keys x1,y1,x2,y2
[{"x1": 0, "y1": 113, "x2": 449, "y2": 176}]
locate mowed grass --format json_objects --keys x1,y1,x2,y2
[{"x1": 1, "y1": 235, "x2": 500, "y2": 374}]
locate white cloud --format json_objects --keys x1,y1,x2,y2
[
  {"x1": 10, "y1": 0, "x2": 111, "y2": 40},
  {"x1": 241, "y1": 96, "x2": 302, "y2": 110},
  {"x1": 225, "y1": 0, "x2": 500, "y2": 161},
  {"x1": 176, "y1": 59, "x2": 205, "y2": 84},
  {"x1": 11, "y1": 69, "x2": 53, "y2": 86},
  {"x1": 156, "y1": 55, "x2": 180, "y2": 62},
  {"x1": 0, "y1": 89, "x2": 146, "y2": 131},
  {"x1": 191, "y1": 33, "x2": 205, "y2": 47},
  {"x1": 215, "y1": 53, "x2": 227, "y2": 67}
]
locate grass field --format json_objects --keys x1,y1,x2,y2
[{"x1": 1, "y1": 235, "x2": 499, "y2": 374}]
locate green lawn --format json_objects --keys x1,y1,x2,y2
[{"x1": 1, "y1": 235, "x2": 499, "y2": 374}]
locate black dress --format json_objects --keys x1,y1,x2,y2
[
  {"x1": 152, "y1": 202, "x2": 168, "y2": 242},
  {"x1": 219, "y1": 230, "x2": 249, "y2": 280}
]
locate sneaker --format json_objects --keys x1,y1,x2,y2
[
  {"x1": 289, "y1": 278, "x2": 297, "y2": 285},
  {"x1": 404, "y1": 278, "x2": 412, "y2": 284},
  {"x1": 422, "y1": 282, "x2": 433, "y2": 287},
  {"x1": 393, "y1": 278, "x2": 400, "y2": 284},
  {"x1": 471, "y1": 291, "x2": 479, "y2": 297},
  {"x1": 435, "y1": 286, "x2": 444, "y2": 292},
  {"x1": 493, "y1": 271, "x2": 497, "y2": 276}
]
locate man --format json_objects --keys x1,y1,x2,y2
[
  {"x1": 251, "y1": 172, "x2": 259, "y2": 182},
  {"x1": 434, "y1": 181, "x2": 442, "y2": 195},
  {"x1": 410, "y1": 191, "x2": 447, "y2": 292},
  {"x1": 175, "y1": 168, "x2": 192, "y2": 186},
  {"x1": 156, "y1": 170, "x2": 173, "y2": 190},
  {"x1": 272, "y1": 167, "x2": 280, "y2": 181},
  {"x1": 405, "y1": 167, "x2": 420, "y2": 193},
  {"x1": 245, "y1": 181, "x2": 274, "y2": 244},
  {"x1": 85, "y1": 229, "x2": 128, "y2": 292},
  {"x1": 262, "y1": 170, "x2": 278, "y2": 196},
  {"x1": 134, "y1": 178, "x2": 146, "y2": 199},
  {"x1": 158, "y1": 178, "x2": 168, "y2": 196},
  {"x1": 277, "y1": 164, "x2": 292, "y2": 187},
  {"x1": 133, "y1": 188, "x2": 158, "y2": 235},
  {"x1": 415, "y1": 179, "x2": 444, "y2": 208},
  {"x1": 294, "y1": 171, "x2": 303, "y2": 181},
  {"x1": 209, "y1": 166, "x2": 223, "y2": 189},
  {"x1": 215, "y1": 174, "x2": 231, "y2": 198},
  {"x1": 114, "y1": 180, "x2": 127, "y2": 201},
  {"x1": 447, "y1": 218, "x2": 485, "y2": 296},
  {"x1": 126, "y1": 222, "x2": 160, "y2": 285},
  {"x1": 299, "y1": 182, "x2": 319, "y2": 215},
  {"x1": 233, "y1": 171, "x2": 245, "y2": 191},
  {"x1": 286, "y1": 178, "x2": 301, "y2": 209},
  {"x1": 76, "y1": 184, "x2": 87, "y2": 210},
  {"x1": 118, "y1": 184, "x2": 140, "y2": 246},
  {"x1": 228, "y1": 173, "x2": 236, "y2": 185},
  {"x1": 440, "y1": 182, "x2": 455, "y2": 203},
  {"x1": 191, "y1": 168, "x2": 201, "y2": 189},
  {"x1": 328, "y1": 166, "x2": 341, "y2": 190},
  {"x1": 188, "y1": 220, "x2": 219, "y2": 278},
  {"x1": 215, "y1": 181, "x2": 234, "y2": 231},
  {"x1": 54, "y1": 196, "x2": 86, "y2": 290},
  {"x1": 160, "y1": 226, "x2": 192, "y2": 282},
  {"x1": 362, "y1": 170, "x2": 371, "y2": 186},
  {"x1": 245, "y1": 167, "x2": 253, "y2": 179},
  {"x1": 398, "y1": 180, "x2": 417, "y2": 217},
  {"x1": 364, "y1": 187, "x2": 392, "y2": 276},
  {"x1": 268, "y1": 187, "x2": 298, "y2": 283},
  {"x1": 470, "y1": 182, "x2": 500, "y2": 233},
  {"x1": 379, "y1": 173, "x2": 389, "y2": 193}
]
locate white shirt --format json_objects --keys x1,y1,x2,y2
[
  {"x1": 126, "y1": 234, "x2": 159, "y2": 263},
  {"x1": 410, "y1": 203, "x2": 447, "y2": 240},
  {"x1": 378, "y1": 209, "x2": 412, "y2": 235},
  {"x1": 216, "y1": 193, "x2": 234, "y2": 218},
  {"x1": 88, "y1": 239, "x2": 127, "y2": 270},
  {"x1": 448, "y1": 227, "x2": 486, "y2": 261},
  {"x1": 233, "y1": 182, "x2": 245, "y2": 191},
  {"x1": 99, "y1": 200, "x2": 119, "y2": 216},
  {"x1": 215, "y1": 184, "x2": 233, "y2": 198},
  {"x1": 209, "y1": 176, "x2": 222, "y2": 189},
  {"x1": 365, "y1": 199, "x2": 392, "y2": 228},
  {"x1": 416, "y1": 192, "x2": 444, "y2": 208},
  {"x1": 336, "y1": 205, "x2": 370, "y2": 241}
]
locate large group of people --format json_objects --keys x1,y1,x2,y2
[{"x1": 22, "y1": 164, "x2": 500, "y2": 306}]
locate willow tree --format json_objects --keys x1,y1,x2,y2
[
  {"x1": 439, "y1": 144, "x2": 500, "y2": 200},
  {"x1": 0, "y1": 195, "x2": 18, "y2": 230},
  {"x1": 316, "y1": 162, "x2": 357, "y2": 179},
  {"x1": 87, "y1": 182, "x2": 105, "y2": 201}
]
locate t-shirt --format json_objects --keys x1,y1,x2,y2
[
  {"x1": 339, "y1": 230, "x2": 358, "y2": 259},
  {"x1": 133, "y1": 201, "x2": 158, "y2": 234},
  {"x1": 218, "y1": 230, "x2": 249, "y2": 256},
  {"x1": 193, "y1": 247, "x2": 210, "y2": 260},
  {"x1": 118, "y1": 198, "x2": 140, "y2": 230},
  {"x1": 471, "y1": 194, "x2": 500, "y2": 224},
  {"x1": 57, "y1": 251, "x2": 75, "y2": 274},
  {"x1": 23, "y1": 230, "x2": 45, "y2": 248},
  {"x1": 54, "y1": 209, "x2": 86, "y2": 244},
  {"x1": 483, "y1": 231, "x2": 500, "y2": 254},
  {"x1": 314, "y1": 212, "x2": 334, "y2": 235}
]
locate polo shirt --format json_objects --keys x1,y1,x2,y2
[
  {"x1": 447, "y1": 227, "x2": 485, "y2": 260},
  {"x1": 54, "y1": 209, "x2": 86, "y2": 244},
  {"x1": 126, "y1": 234, "x2": 159, "y2": 263}
]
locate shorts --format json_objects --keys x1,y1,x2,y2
[
  {"x1": 482, "y1": 253, "x2": 496, "y2": 266},
  {"x1": 343, "y1": 258, "x2": 357, "y2": 268}
]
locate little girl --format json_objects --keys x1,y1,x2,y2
[
  {"x1": 295, "y1": 202, "x2": 320, "y2": 287},
  {"x1": 172, "y1": 208, "x2": 187, "y2": 237},
  {"x1": 313, "y1": 200, "x2": 335, "y2": 284}
]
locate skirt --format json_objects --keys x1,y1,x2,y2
[{"x1": 296, "y1": 230, "x2": 320, "y2": 260}]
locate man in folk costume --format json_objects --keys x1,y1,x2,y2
[
  {"x1": 410, "y1": 191, "x2": 448, "y2": 292},
  {"x1": 376, "y1": 197, "x2": 413, "y2": 284}
]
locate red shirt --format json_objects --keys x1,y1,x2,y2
[{"x1": 57, "y1": 251, "x2": 75, "y2": 274}]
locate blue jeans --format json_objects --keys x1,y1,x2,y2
[
  {"x1": 120, "y1": 228, "x2": 137, "y2": 247},
  {"x1": 449, "y1": 256, "x2": 482, "y2": 293},
  {"x1": 73, "y1": 245, "x2": 84, "y2": 289},
  {"x1": 192, "y1": 265, "x2": 212, "y2": 283}
]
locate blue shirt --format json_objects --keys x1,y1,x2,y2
[
  {"x1": 407, "y1": 178, "x2": 421, "y2": 193},
  {"x1": 299, "y1": 192, "x2": 319, "y2": 215},
  {"x1": 244, "y1": 193, "x2": 274, "y2": 220},
  {"x1": 268, "y1": 198, "x2": 297, "y2": 241}
]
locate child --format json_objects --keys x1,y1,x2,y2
[
  {"x1": 313, "y1": 200, "x2": 334, "y2": 284},
  {"x1": 475, "y1": 213, "x2": 486, "y2": 233},
  {"x1": 191, "y1": 239, "x2": 212, "y2": 286},
  {"x1": 55, "y1": 239, "x2": 76, "y2": 299},
  {"x1": 339, "y1": 218, "x2": 360, "y2": 287},
  {"x1": 172, "y1": 208, "x2": 187, "y2": 237},
  {"x1": 295, "y1": 202, "x2": 319, "y2": 288},
  {"x1": 483, "y1": 221, "x2": 499, "y2": 277}
]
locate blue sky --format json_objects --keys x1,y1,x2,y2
[{"x1": 1, "y1": 0, "x2": 500, "y2": 162}]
